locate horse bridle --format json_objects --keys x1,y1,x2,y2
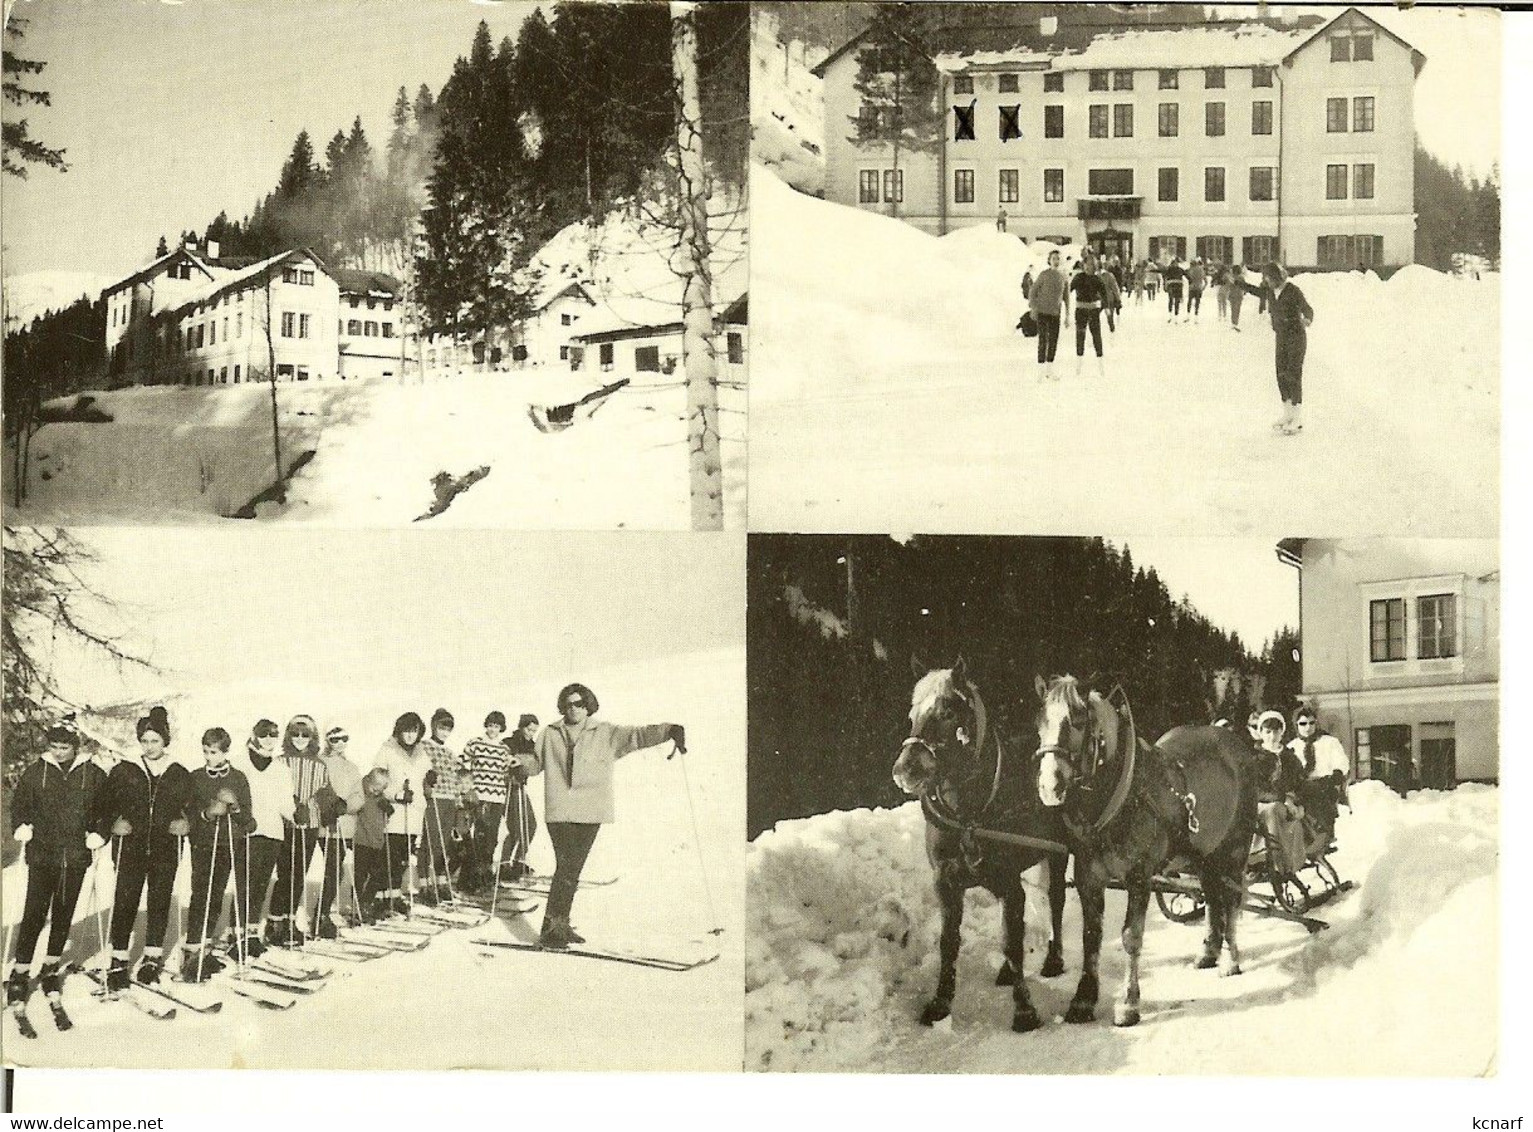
[
  {"x1": 1038, "y1": 689, "x2": 1139, "y2": 839},
  {"x1": 903, "y1": 682, "x2": 1000, "y2": 814}
]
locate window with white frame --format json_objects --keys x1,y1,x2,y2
[
  {"x1": 1326, "y1": 97, "x2": 1348, "y2": 132},
  {"x1": 1370, "y1": 597, "x2": 1406, "y2": 661},
  {"x1": 1043, "y1": 168, "x2": 1064, "y2": 203},
  {"x1": 1353, "y1": 96, "x2": 1375, "y2": 132},
  {"x1": 1044, "y1": 104, "x2": 1064, "y2": 138},
  {"x1": 1158, "y1": 102, "x2": 1178, "y2": 137},
  {"x1": 1113, "y1": 103, "x2": 1133, "y2": 137},
  {"x1": 1089, "y1": 69, "x2": 1108, "y2": 91},
  {"x1": 348, "y1": 319, "x2": 363, "y2": 335},
  {"x1": 998, "y1": 104, "x2": 1022, "y2": 141},
  {"x1": 1417, "y1": 594, "x2": 1458, "y2": 659},
  {"x1": 998, "y1": 168, "x2": 1020, "y2": 203},
  {"x1": 859, "y1": 170, "x2": 879, "y2": 204},
  {"x1": 1112, "y1": 70, "x2": 1133, "y2": 91},
  {"x1": 1326, "y1": 163, "x2": 1348, "y2": 199},
  {"x1": 883, "y1": 170, "x2": 903, "y2": 203},
  {"x1": 1089, "y1": 104, "x2": 1108, "y2": 138},
  {"x1": 281, "y1": 311, "x2": 295, "y2": 337},
  {"x1": 1250, "y1": 166, "x2": 1276, "y2": 201},
  {"x1": 999, "y1": 73, "x2": 1019, "y2": 93},
  {"x1": 1204, "y1": 166, "x2": 1225, "y2": 202},
  {"x1": 1088, "y1": 168, "x2": 1133, "y2": 196},
  {"x1": 1252, "y1": 100, "x2": 1273, "y2": 135},
  {"x1": 1158, "y1": 167, "x2": 1178, "y2": 202},
  {"x1": 1204, "y1": 66, "x2": 1225, "y2": 89},
  {"x1": 1332, "y1": 32, "x2": 1374, "y2": 61},
  {"x1": 1158, "y1": 69, "x2": 1178, "y2": 89},
  {"x1": 1253, "y1": 65, "x2": 1274, "y2": 87},
  {"x1": 954, "y1": 168, "x2": 975, "y2": 204},
  {"x1": 1354, "y1": 163, "x2": 1375, "y2": 199},
  {"x1": 299, "y1": 313, "x2": 311, "y2": 339},
  {"x1": 1205, "y1": 101, "x2": 1225, "y2": 136}
]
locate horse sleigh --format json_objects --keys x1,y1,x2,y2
[{"x1": 894, "y1": 662, "x2": 1353, "y2": 1032}]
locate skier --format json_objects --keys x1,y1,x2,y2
[
  {"x1": 509, "y1": 683, "x2": 685, "y2": 950},
  {"x1": 313, "y1": 726, "x2": 364, "y2": 937},
  {"x1": 6, "y1": 725, "x2": 112, "y2": 1014},
  {"x1": 1026, "y1": 249, "x2": 1067, "y2": 381},
  {"x1": 1237, "y1": 262, "x2": 1314, "y2": 434},
  {"x1": 267, "y1": 714, "x2": 332, "y2": 947},
  {"x1": 100, "y1": 706, "x2": 194, "y2": 992},
  {"x1": 1067, "y1": 250, "x2": 1110, "y2": 377},
  {"x1": 372, "y1": 712, "x2": 432, "y2": 913},
  {"x1": 463, "y1": 711, "x2": 516, "y2": 893},
  {"x1": 1288, "y1": 708, "x2": 1350, "y2": 849},
  {"x1": 502, "y1": 713, "x2": 540, "y2": 882},
  {"x1": 352, "y1": 767, "x2": 394, "y2": 920},
  {"x1": 418, "y1": 708, "x2": 470, "y2": 904},
  {"x1": 180, "y1": 728, "x2": 255, "y2": 982},
  {"x1": 229, "y1": 719, "x2": 293, "y2": 959}
]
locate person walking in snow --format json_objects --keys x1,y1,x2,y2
[
  {"x1": 1237, "y1": 262, "x2": 1314, "y2": 434},
  {"x1": 229, "y1": 719, "x2": 294, "y2": 959},
  {"x1": 5, "y1": 725, "x2": 112, "y2": 1010},
  {"x1": 372, "y1": 712, "x2": 432, "y2": 913},
  {"x1": 1027, "y1": 249, "x2": 1067, "y2": 380},
  {"x1": 313, "y1": 726, "x2": 364, "y2": 936},
  {"x1": 267, "y1": 714, "x2": 330, "y2": 947},
  {"x1": 100, "y1": 706, "x2": 194, "y2": 992},
  {"x1": 1096, "y1": 257, "x2": 1122, "y2": 334},
  {"x1": 1187, "y1": 258, "x2": 1206, "y2": 319},
  {"x1": 1163, "y1": 257, "x2": 1187, "y2": 321},
  {"x1": 1068, "y1": 250, "x2": 1110, "y2": 377},
  {"x1": 508, "y1": 684, "x2": 685, "y2": 950},
  {"x1": 996, "y1": 208, "x2": 1007, "y2": 234},
  {"x1": 418, "y1": 707, "x2": 471, "y2": 904},
  {"x1": 1213, "y1": 263, "x2": 1231, "y2": 322},
  {"x1": 180, "y1": 728, "x2": 256, "y2": 982},
  {"x1": 1228, "y1": 264, "x2": 1248, "y2": 331}
]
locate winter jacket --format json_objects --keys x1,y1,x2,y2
[
  {"x1": 101, "y1": 756, "x2": 195, "y2": 844},
  {"x1": 353, "y1": 794, "x2": 392, "y2": 851},
  {"x1": 280, "y1": 717, "x2": 331, "y2": 830},
  {"x1": 372, "y1": 738, "x2": 432, "y2": 837},
  {"x1": 1189, "y1": 263, "x2": 1206, "y2": 290},
  {"x1": 9, "y1": 751, "x2": 113, "y2": 868},
  {"x1": 1027, "y1": 267, "x2": 1067, "y2": 318},
  {"x1": 318, "y1": 752, "x2": 365, "y2": 839},
  {"x1": 1069, "y1": 271, "x2": 1109, "y2": 309},
  {"x1": 522, "y1": 719, "x2": 673, "y2": 824},
  {"x1": 1288, "y1": 733, "x2": 1349, "y2": 780},
  {"x1": 419, "y1": 737, "x2": 471, "y2": 802},
  {"x1": 228, "y1": 748, "x2": 296, "y2": 842},
  {"x1": 1239, "y1": 279, "x2": 1314, "y2": 339},
  {"x1": 184, "y1": 763, "x2": 256, "y2": 847},
  {"x1": 1097, "y1": 269, "x2": 1122, "y2": 307},
  {"x1": 1163, "y1": 262, "x2": 1187, "y2": 288},
  {"x1": 465, "y1": 735, "x2": 513, "y2": 806},
  {"x1": 1020, "y1": 271, "x2": 1034, "y2": 301},
  {"x1": 1253, "y1": 748, "x2": 1306, "y2": 804}
]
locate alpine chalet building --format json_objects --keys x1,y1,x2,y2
[{"x1": 815, "y1": 6, "x2": 1422, "y2": 269}]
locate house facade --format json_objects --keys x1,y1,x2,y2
[
  {"x1": 511, "y1": 282, "x2": 597, "y2": 369},
  {"x1": 572, "y1": 293, "x2": 747, "y2": 382},
  {"x1": 334, "y1": 269, "x2": 406, "y2": 380},
  {"x1": 1279, "y1": 538, "x2": 1499, "y2": 792},
  {"x1": 817, "y1": 7, "x2": 1420, "y2": 268}
]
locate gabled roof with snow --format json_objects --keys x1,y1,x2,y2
[
  {"x1": 537, "y1": 281, "x2": 596, "y2": 312},
  {"x1": 163, "y1": 249, "x2": 332, "y2": 319},
  {"x1": 568, "y1": 254, "x2": 748, "y2": 342},
  {"x1": 332, "y1": 268, "x2": 403, "y2": 298},
  {"x1": 101, "y1": 246, "x2": 216, "y2": 299}
]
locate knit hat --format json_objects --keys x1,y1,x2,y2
[
  {"x1": 1257, "y1": 710, "x2": 1286, "y2": 734},
  {"x1": 517, "y1": 713, "x2": 539, "y2": 729},
  {"x1": 44, "y1": 725, "x2": 80, "y2": 748},
  {"x1": 326, "y1": 726, "x2": 349, "y2": 744},
  {"x1": 556, "y1": 684, "x2": 598, "y2": 715},
  {"x1": 136, "y1": 705, "x2": 171, "y2": 745}
]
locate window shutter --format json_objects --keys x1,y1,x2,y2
[
  {"x1": 999, "y1": 104, "x2": 1022, "y2": 141},
  {"x1": 954, "y1": 101, "x2": 976, "y2": 141}
]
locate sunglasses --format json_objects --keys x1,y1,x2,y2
[{"x1": 563, "y1": 699, "x2": 586, "y2": 710}]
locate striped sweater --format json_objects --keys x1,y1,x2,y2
[{"x1": 464, "y1": 736, "x2": 511, "y2": 805}]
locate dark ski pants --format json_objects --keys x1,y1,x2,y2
[
  {"x1": 1075, "y1": 308, "x2": 1103, "y2": 357},
  {"x1": 109, "y1": 833, "x2": 179, "y2": 954},
  {"x1": 1167, "y1": 284, "x2": 1183, "y2": 316},
  {"x1": 545, "y1": 822, "x2": 601, "y2": 922},
  {"x1": 1035, "y1": 313, "x2": 1060, "y2": 363},
  {"x1": 1298, "y1": 779, "x2": 1340, "y2": 845},
  {"x1": 382, "y1": 833, "x2": 413, "y2": 895},
  {"x1": 184, "y1": 831, "x2": 236, "y2": 948},
  {"x1": 316, "y1": 833, "x2": 352, "y2": 921},
  {"x1": 1276, "y1": 331, "x2": 1307, "y2": 404},
  {"x1": 1229, "y1": 288, "x2": 1244, "y2": 327},
  {"x1": 233, "y1": 833, "x2": 282, "y2": 933},
  {"x1": 419, "y1": 799, "x2": 462, "y2": 880},
  {"x1": 465, "y1": 795, "x2": 536, "y2": 888},
  {"x1": 270, "y1": 825, "x2": 320, "y2": 920},
  {"x1": 14, "y1": 856, "x2": 88, "y2": 966},
  {"x1": 354, "y1": 844, "x2": 387, "y2": 909},
  {"x1": 1188, "y1": 288, "x2": 1203, "y2": 315}
]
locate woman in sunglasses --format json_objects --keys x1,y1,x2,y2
[{"x1": 510, "y1": 683, "x2": 685, "y2": 950}]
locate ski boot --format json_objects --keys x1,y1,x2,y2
[
  {"x1": 5, "y1": 968, "x2": 31, "y2": 1007},
  {"x1": 180, "y1": 948, "x2": 214, "y2": 984},
  {"x1": 135, "y1": 955, "x2": 164, "y2": 986},
  {"x1": 566, "y1": 925, "x2": 586, "y2": 946},
  {"x1": 316, "y1": 917, "x2": 340, "y2": 940},
  {"x1": 388, "y1": 896, "x2": 411, "y2": 917},
  {"x1": 417, "y1": 887, "x2": 440, "y2": 908},
  {"x1": 538, "y1": 915, "x2": 572, "y2": 951},
  {"x1": 505, "y1": 860, "x2": 534, "y2": 882},
  {"x1": 105, "y1": 955, "x2": 131, "y2": 995},
  {"x1": 38, "y1": 962, "x2": 64, "y2": 998},
  {"x1": 264, "y1": 917, "x2": 300, "y2": 949}
]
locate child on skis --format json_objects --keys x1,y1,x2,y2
[
  {"x1": 417, "y1": 708, "x2": 470, "y2": 905},
  {"x1": 372, "y1": 712, "x2": 431, "y2": 914},
  {"x1": 352, "y1": 767, "x2": 393, "y2": 921},
  {"x1": 268, "y1": 714, "x2": 331, "y2": 946},
  {"x1": 228, "y1": 719, "x2": 293, "y2": 960},
  {"x1": 314, "y1": 726, "x2": 364, "y2": 936},
  {"x1": 5, "y1": 725, "x2": 112, "y2": 1012},
  {"x1": 503, "y1": 713, "x2": 540, "y2": 882},
  {"x1": 100, "y1": 706, "x2": 194, "y2": 991},
  {"x1": 181, "y1": 728, "x2": 256, "y2": 982},
  {"x1": 462, "y1": 711, "x2": 509, "y2": 894}
]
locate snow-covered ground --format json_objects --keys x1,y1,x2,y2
[
  {"x1": 745, "y1": 781, "x2": 1497, "y2": 1074},
  {"x1": 7, "y1": 369, "x2": 746, "y2": 528},
  {"x1": 748, "y1": 166, "x2": 1500, "y2": 536},
  {"x1": 3, "y1": 646, "x2": 745, "y2": 1071},
  {"x1": 751, "y1": 9, "x2": 825, "y2": 195}
]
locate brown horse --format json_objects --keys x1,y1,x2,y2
[
  {"x1": 892, "y1": 658, "x2": 1069, "y2": 1033},
  {"x1": 1033, "y1": 674, "x2": 1259, "y2": 1027}
]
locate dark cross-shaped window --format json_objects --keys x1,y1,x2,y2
[
  {"x1": 953, "y1": 100, "x2": 977, "y2": 141},
  {"x1": 998, "y1": 104, "x2": 1022, "y2": 141}
]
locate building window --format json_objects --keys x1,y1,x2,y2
[
  {"x1": 561, "y1": 313, "x2": 573, "y2": 326},
  {"x1": 1252, "y1": 100, "x2": 1273, "y2": 135},
  {"x1": 383, "y1": 299, "x2": 394, "y2": 312},
  {"x1": 998, "y1": 168, "x2": 1020, "y2": 203},
  {"x1": 1158, "y1": 102, "x2": 1178, "y2": 137},
  {"x1": 1205, "y1": 101, "x2": 1225, "y2": 137},
  {"x1": 1335, "y1": 33, "x2": 1374, "y2": 62},
  {"x1": 1327, "y1": 97, "x2": 1348, "y2": 132},
  {"x1": 277, "y1": 363, "x2": 294, "y2": 379},
  {"x1": 954, "y1": 168, "x2": 975, "y2": 204},
  {"x1": 366, "y1": 298, "x2": 377, "y2": 310},
  {"x1": 350, "y1": 297, "x2": 361, "y2": 309},
  {"x1": 883, "y1": 170, "x2": 903, "y2": 203},
  {"x1": 1253, "y1": 65, "x2": 1274, "y2": 87},
  {"x1": 727, "y1": 332, "x2": 744, "y2": 364},
  {"x1": 1158, "y1": 167, "x2": 1178, "y2": 202},
  {"x1": 1196, "y1": 235, "x2": 1233, "y2": 263},
  {"x1": 299, "y1": 313, "x2": 311, "y2": 339},
  {"x1": 1043, "y1": 72, "x2": 1063, "y2": 93},
  {"x1": 1354, "y1": 163, "x2": 1375, "y2": 199},
  {"x1": 364, "y1": 321, "x2": 378, "y2": 337},
  {"x1": 1089, "y1": 69, "x2": 1108, "y2": 91},
  {"x1": 299, "y1": 270, "x2": 315, "y2": 286},
  {"x1": 281, "y1": 312, "x2": 295, "y2": 337},
  {"x1": 1326, "y1": 163, "x2": 1349, "y2": 199},
  {"x1": 220, "y1": 366, "x2": 228, "y2": 383},
  {"x1": 282, "y1": 267, "x2": 299, "y2": 284},
  {"x1": 635, "y1": 345, "x2": 661, "y2": 372},
  {"x1": 998, "y1": 104, "x2": 1022, "y2": 141},
  {"x1": 1353, "y1": 95, "x2": 1375, "y2": 132},
  {"x1": 1204, "y1": 166, "x2": 1225, "y2": 202},
  {"x1": 599, "y1": 343, "x2": 614, "y2": 369},
  {"x1": 1147, "y1": 235, "x2": 1187, "y2": 262},
  {"x1": 1112, "y1": 69, "x2": 1133, "y2": 91},
  {"x1": 998, "y1": 73, "x2": 1018, "y2": 93},
  {"x1": 1088, "y1": 168, "x2": 1133, "y2": 196},
  {"x1": 1418, "y1": 594, "x2": 1458, "y2": 659},
  {"x1": 559, "y1": 345, "x2": 569, "y2": 361},
  {"x1": 1113, "y1": 103, "x2": 1133, "y2": 137},
  {"x1": 1088, "y1": 104, "x2": 1108, "y2": 138},
  {"x1": 1370, "y1": 597, "x2": 1406, "y2": 661},
  {"x1": 207, "y1": 368, "x2": 214, "y2": 384},
  {"x1": 296, "y1": 366, "x2": 310, "y2": 381},
  {"x1": 1354, "y1": 33, "x2": 1374, "y2": 61},
  {"x1": 1044, "y1": 104, "x2": 1064, "y2": 138},
  {"x1": 1244, "y1": 235, "x2": 1279, "y2": 264},
  {"x1": 953, "y1": 75, "x2": 974, "y2": 95},
  {"x1": 382, "y1": 324, "x2": 394, "y2": 338},
  {"x1": 233, "y1": 365, "x2": 241, "y2": 383},
  {"x1": 1331, "y1": 35, "x2": 1350, "y2": 62},
  {"x1": 1158, "y1": 69, "x2": 1178, "y2": 90},
  {"x1": 1204, "y1": 66, "x2": 1225, "y2": 89},
  {"x1": 1250, "y1": 166, "x2": 1275, "y2": 201},
  {"x1": 1317, "y1": 233, "x2": 1383, "y2": 267},
  {"x1": 953, "y1": 102, "x2": 976, "y2": 141},
  {"x1": 859, "y1": 170, "x2": 879, "y2": 204},
  {"x1": 348, "y1": 319, "x2": 363, "y2": 335},
  {"x1": 209, "y1": 322, "x2": 216, "y2": 346},
  {"x1": 1043, "y1": 168, "x2": 1064, "y2": 203},
  {"x1": 236, "y1": 312, "x2": 243, "y2": 337}
]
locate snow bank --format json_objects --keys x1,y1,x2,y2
[{"x1": 746, "y1": 781, "x2": 1498, "y2": 1074}]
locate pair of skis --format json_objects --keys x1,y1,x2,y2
[{"x1": 471, "y1": 935, "x2": 720, "y2": 973}]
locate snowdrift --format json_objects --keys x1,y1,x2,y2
[
  {"x1": 3, "y1": 647, "x2": 745, "y2": 1070},
  {"x1": 749, "y1": 164, "x2": 1499, "y2": 535},
  {"x1": 746, "y1": 782, "x2": 1497, "y2": 1074}
]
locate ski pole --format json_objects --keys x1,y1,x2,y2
[
  {"x1": 382, "y1": 818, "x2": 394, "y2": 913},
  {"x1": 402, "y1": 781, "x2": 414, "y2": 917},
  {"x1": 432, "y1": 796, "x2": 457, "y2": 906},
  {"x1": 311, "y1": 827, "x2": 331, "y2": 938},
  {"x1": 85, "y1": 846, "x2": 107, "y2": 972},
  {"x1": 421, "y1": 798, "x2": 439, "y2": 905},
  {"x1": 174, "y1": 833, "x2": 186, "y2": 965},
  {"x1": 195, "y1": 818, "x2": 219, "y2": 983},
  {"x1": 104, "y1": 833, "x2": 124, "y2": 963},
  {"x1": 226, "y1": 815, "x2": 247, "y2": 974},
  {"x1": 673, "y1": 739, "x2": 721, "y2": 936}
]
